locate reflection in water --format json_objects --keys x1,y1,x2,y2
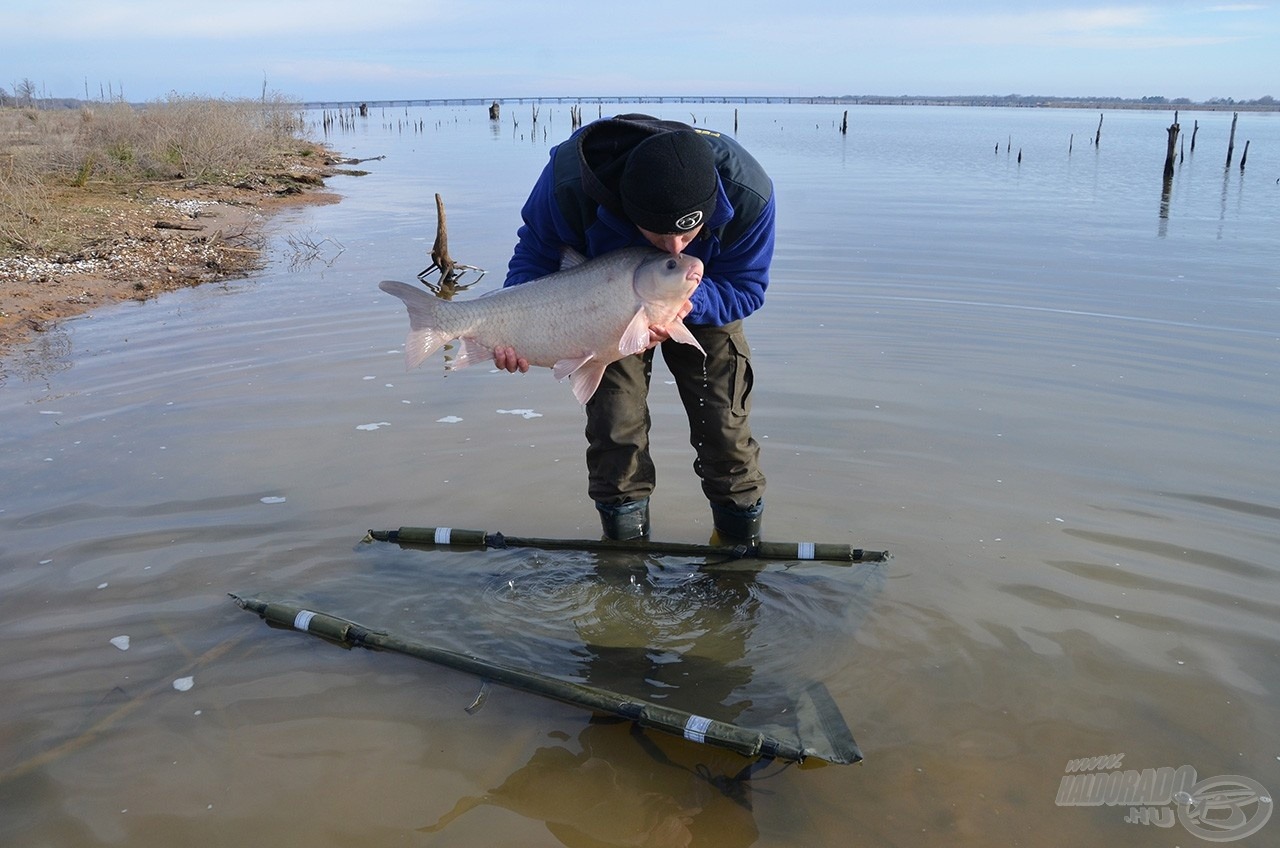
[
  {"x1": 420, "y1": 720, "x2": 760, "y2": 846},
  {"x1": 1218, "y1": 163, "x2": 1232, "y2": 240},
  {"x1": 573, "y1": 562, "x2": 759, "y2": 718},
  {"x1": 406, "y1": 553, "x2": 883, "y2": 845},
  {"x1": 1158, "y1": 171, "x2": 1173, "y2": 238},
  {"x1": 0, "y1": 322, "x2": 73, "y2": 388},
  {"x1": 415, "y1": 265, "x2": 484, "y2": 300},
  {"x1": 283, "y1": 228, "x2": 346, "y2": 272},
  {"x1": 421, "y1": 561, "x2": 767, "y2": 846}
]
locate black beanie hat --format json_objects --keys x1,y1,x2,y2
[{"x1": 619, "y1": 131, "x2": 718, "y2": 234}]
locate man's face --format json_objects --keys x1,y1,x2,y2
[{"x1": 638, "y1": 225, "x2": 703, "y2": 255}]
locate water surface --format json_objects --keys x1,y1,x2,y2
[{"x1": 2, "y1": 103, "x2": 1278, "y2": 846}]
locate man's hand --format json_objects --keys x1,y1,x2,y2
[
  {"x1": 493, "y1": 346, "x2": 530, "y2": 373},
  {"x1": 645, "y1": 299, "x2": 694, "y2": 349}
]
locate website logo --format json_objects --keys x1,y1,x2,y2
[{"x1": 1056, "y1": 754, "x2": 1272, "y2": 842}]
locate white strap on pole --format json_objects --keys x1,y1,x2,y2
[{"x1": 683, "y1": 715, "x2": 712, "y2": 744}]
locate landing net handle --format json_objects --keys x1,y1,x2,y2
[
  {"x1": 231, "y1": 594, "x2": 810, "y2": 763},
  {"x1": 368, "y1": 526, "x2": 888, "y2": 563}
]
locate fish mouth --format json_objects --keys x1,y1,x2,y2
[{"x1": 685, "y1": 260, "x2": 704, "y2": 287}]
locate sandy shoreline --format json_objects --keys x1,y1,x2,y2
[{"x1": 0, "y1": 163, "x2": 343, "y2": 357}]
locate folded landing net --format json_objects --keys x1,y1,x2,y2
[{"x1": 229, "y1": 594, "x2": 862, "y2": 765}]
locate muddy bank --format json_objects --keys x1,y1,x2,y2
[{"x1": 0, "y1": 158, "x2": 345, "y2": 355}]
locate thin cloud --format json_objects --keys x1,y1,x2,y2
[
  {"x1": 5, "y1": 1, "x2": 1273, "y2": 102},
  {"x1": 11, "y1": 0, "x2": 450, "y2": 41},
  {"x1": 741, "y1": 6, "x2": 1254, "y2": 51},
  {"x1": 927, "y1": 9, "x2": 1146, "y2": 44}
]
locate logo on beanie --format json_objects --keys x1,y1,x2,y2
[{"x1": 675, "y1": 210, "x2": 704, "y2": 231}]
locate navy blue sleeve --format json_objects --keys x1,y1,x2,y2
[
  {"x1": 505, "y1": 152, "x2": 580, "y2": 286},
  {"x1": 687, "y1": 191, "x2": 775, "y2": 325}
]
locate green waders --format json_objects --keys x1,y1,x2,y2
[{"x1": 586, "y1": 320, "x2": 765, "y2": 542}]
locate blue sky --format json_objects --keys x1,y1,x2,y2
[{"x1": 4, "y1": 1, "x2": 1276, "y2": 103}]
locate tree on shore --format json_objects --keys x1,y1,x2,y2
[{"x1": 14, "y1": 79, "x2": 38, "y2": 107}]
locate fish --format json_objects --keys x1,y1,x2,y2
[{"x1": 379, "y1": 246, "x2": 705, "y2": 403}]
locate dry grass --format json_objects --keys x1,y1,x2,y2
[
  {"x1": 0, "y1": 95, "x2": 343, "y2": 355},
  {"x1": 0, "y1": 94, "x2": 309, "y2": 254}
]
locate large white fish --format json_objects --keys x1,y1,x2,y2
[{"x1": 379, "y1": 246, "x2": 705, "y2": 403}]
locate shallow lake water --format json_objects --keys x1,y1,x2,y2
[{"x1": 2, "y1": 103, "x2": 1278, "y2": 846}]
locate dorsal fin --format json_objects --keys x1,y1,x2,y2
[{"x1": 559, "y1": 247, "x2": 588, "y2": 270}]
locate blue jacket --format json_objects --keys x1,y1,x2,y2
[{"x1": 504, "y1": 115, "x2": 775, "y2": 327}]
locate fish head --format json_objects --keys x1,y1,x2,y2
[{"x1": 633, "y1": 252, "x2": 704, "y2": 305}]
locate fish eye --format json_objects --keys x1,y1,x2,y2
[{"x1": 665, "y1": 258, "x2": 678, "y2": 270}]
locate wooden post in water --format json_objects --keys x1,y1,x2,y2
[
  {"x1": 1163, "y1": 117, "x2": 1180, "y2": 180},
  {"x1": 1225, "y1": 111, "x2": 1238, "y2": 167},
  {"x1": 734, "y1": 108, "x2": 738, "y2": 133},
  {"x1": 1094, "y1": 113, "x2": 1104, "y2": 147},
  {"x1": 488, "y1": 100, "x2": 500, "y2": 121},
  {"x1": 840, "y1": 110, "x2": 848, "y2": 135},
  {"x1": 1239, "y1": 139, "x2": 1250, "y2": 172},
  {"x1": 1190, "y1": 119, "x2": 1199, "y2": 153}
]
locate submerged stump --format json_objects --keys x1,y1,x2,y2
[
  {"x1": 417, "y1": 194, "x2": 484, "y2": 294},
  {"x1": 1163, "y1": 119, "x2": 1180, "y2": 180},
  {"x1": 1225, "y1": 112, "x2": 1239, "y2": 167}
]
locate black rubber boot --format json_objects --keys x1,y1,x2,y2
[
  {"x1": 710, "y1": 499, "x2": 764, "y2": 547},
  {"x1": 596, "y1": 498, "x2": 650, "y2": 541}
]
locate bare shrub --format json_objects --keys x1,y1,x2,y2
[
  {"x1": 0, "y1": 109, "x2": 71, "y2": 250},
  {"x1": 0, "y1": 157, "x2": 53, "y2": 251},
  {"x1": 0, "y1": 94, "x2": 308, "y2": 253},
  {"x1": 74, "y1": 95, "x2": 307, "y2": 182}
]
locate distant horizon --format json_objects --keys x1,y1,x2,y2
[
  {"x1": 8, "y1": 91, "x2": 1278, "y2": 113},
  {"x1": 297, "y1": 91, "x2": 1280, "y2": 106}
]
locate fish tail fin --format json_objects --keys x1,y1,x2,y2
[{"x1": 379, "y1": 280, "x2": 452, "y2": 369}]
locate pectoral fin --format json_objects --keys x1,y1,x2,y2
[
  {"x1": 618, "y1": 309, "x2": 652, "y2": 357},
  {"x1": 663, "y1": 320, "x2": 705, "y2": 356}
]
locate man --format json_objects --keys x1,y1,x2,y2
[{"x1": 497, "y1": 114, "x2": 774, "y2": 545}]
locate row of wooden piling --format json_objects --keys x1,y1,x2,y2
[
  {"x1": 1163, "y1": 110, "x2": 1249, "y2": 177},
  {"x1": 327, "y1": 101, "x2": 1258, "y2": 182},
  {"x1": 979, "y1": 109, "x2": 1254, "y2": 178}
]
